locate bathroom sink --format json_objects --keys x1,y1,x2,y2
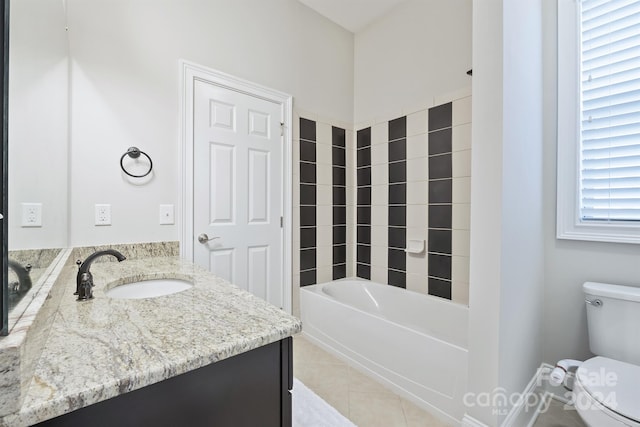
[{"x1": 106, "y1": 278, "x2": 193, "y2": 299}]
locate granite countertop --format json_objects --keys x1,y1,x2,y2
[{"x1": 1, "y1": 256, "x2": 301, "y2": 427}]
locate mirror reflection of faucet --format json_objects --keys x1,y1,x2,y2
[
  {"x1": 75, "y1": 250, "x2": 126, "y2": 301},
  {"x1": 7, "y1": 260, "x2": 33, "y2": 309}
]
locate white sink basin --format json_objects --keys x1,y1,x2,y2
[{"x1": 106, "y1": 278, "x2": 193, "y2": 299}]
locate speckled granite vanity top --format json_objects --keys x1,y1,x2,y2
[{"x1": 0, "y1": 254, "x2": 301, "y2": 426}]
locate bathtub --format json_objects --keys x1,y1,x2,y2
[{"x1": 300, "y1": 279, "x2": 469, "y2": 423}]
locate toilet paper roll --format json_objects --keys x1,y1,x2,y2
[{"x1": 549, "y1": 367, "x2": 566, "y2": 386}]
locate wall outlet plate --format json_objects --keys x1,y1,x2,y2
[
  {"x1": 21, "y1": 203, "x2": 42, "y2": 227},
  {"x1": 95, "y1": 204, "x2": 111, "y2": 226},
  {"x1": 159, "y1": 204, "x2": 175, "y2": 225}
]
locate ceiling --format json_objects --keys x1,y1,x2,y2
[{"x1": 297, "y1": 0, "x2": 408, "y2": 33}]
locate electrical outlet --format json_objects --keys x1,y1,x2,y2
[
  {"x1": 21, "y1": 203, "x2": 42, "y2": 227},
  {"x1": 95, "y1": 204, "x2": 111, "y2": 226},
  {"x1": 159, "y1": 204, "x2": 175, "y2": 225}
]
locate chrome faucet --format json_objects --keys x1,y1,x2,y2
[{"x1": 75, "y1": 249, "x2": 126, "y2": 301}]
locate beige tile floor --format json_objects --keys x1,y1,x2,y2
[
  {"x1": 293, "y1": 334, "x2": 452, "y2": 427},
  {"x1": 532, "y1": 397, "x2": 586, "y2": 427},
  {"x1": 294, "y1": 335, "x2": 589, "y2": 427}
]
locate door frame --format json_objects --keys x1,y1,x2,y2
[{"x1": 179, "y1": 60, "x2": 293, "y2": 314}]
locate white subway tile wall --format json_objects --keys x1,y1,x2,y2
[
  {"x1": 372, "y1": 122, "x2": 388, "y2": 146},
  {"x1": 407, "y1": 109, "x2": 428, "y2": 137},
  {"x1": 407, "y1": 133, "x2": 429, "y2": 161},
  {"x1": 452, "y1": 123, "x2": 472, "y2": 152}
]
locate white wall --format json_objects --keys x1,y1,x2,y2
[
  {"x1": 465, "y1": 0, "x2": 503, "y2": 423},
  {"x1": 541, "y1": 0, "x2": 640, "y2": 366},
  {"x1": 466, "y1": 0, "x2": 544, "y2": 425},
  {"x1": 499, "y1": 0, "x2": 544, "y2": 418},
  {"x1": 353, "y1": 0, "x2": 472, "y2": 125},
  {"x1": 66, "y1": 0, "x2": 354, "y2": 246},
  {"x1": 8, "y1": 0, "x2": 69, "y2": 250}
]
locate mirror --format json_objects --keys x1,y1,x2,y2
[{"x1": 5, "y1": 0, "x2": 69, "y2": 331}]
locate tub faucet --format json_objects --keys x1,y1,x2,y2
[{"x1": 75, "y1": 249, "x2": 126, "y2": 301}]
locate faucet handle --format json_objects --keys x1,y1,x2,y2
[
  {"x1": 77, "y1": 273, "x2": 94, "y2": 301},
  {"x1": 74, "y1": 260, "x2": 83, "y2": 295}
]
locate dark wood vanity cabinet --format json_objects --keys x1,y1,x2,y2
[{"x1": 36, "y1": 337, "x2": 293, "y2": 427}]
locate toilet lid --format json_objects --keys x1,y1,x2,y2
[{"x1": 577, "y1": 357, "x2": 640, "y2": 422}]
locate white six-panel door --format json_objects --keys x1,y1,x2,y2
[{"x1": 193, "y1": 79, "x2": 283, "y2": 308}]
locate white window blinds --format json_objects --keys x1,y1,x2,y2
[{"x1": 580, "y1": 0, "x2": 640, "y2": 221}]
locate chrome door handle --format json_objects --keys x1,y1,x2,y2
[
  {"x1": 585, "y1": 298, "x2": 603, "y2": 307},
  {"x1": 198, "y1": 233, "x2": 220, "y2": 244},
  {"x1": 0, "y1": 213, "x2": 3, "y2": 220}
]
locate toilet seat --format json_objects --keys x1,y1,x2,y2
[{"x1": 574, "y1": 357, "x2": 640, "y2": 427}]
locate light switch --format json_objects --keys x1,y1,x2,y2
[{"x1": 159, "y1": 204, "x2": 174, "y2": 225}]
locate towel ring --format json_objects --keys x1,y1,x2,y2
[{"x1": 120, "y1": 147, "x2": 153, "y2": 178}]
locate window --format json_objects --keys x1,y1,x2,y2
[{"x1": 557, "y1": 0, "x2": 640, "y2": 244}]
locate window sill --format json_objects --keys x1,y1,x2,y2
[{"x1": 557, "y1": 222, "x2": 640, "y2": 245}]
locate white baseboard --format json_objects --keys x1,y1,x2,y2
[
  {"x1": 462, "y1": 363, "x2": 572, "y2": 427},
  {"x1": 502, "y1": 363, "x2": 553, "y2": 427},
  {"x1": 461, "y1": 414, "x2": 489, "y2": 427}
]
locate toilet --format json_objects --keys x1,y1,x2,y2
[{"x1": 573, "y1": 282, "x2": 640, "y2": 427}]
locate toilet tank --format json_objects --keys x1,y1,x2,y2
[{"x1": 583, "y1": 282, "x2": 640, "y2": 365}]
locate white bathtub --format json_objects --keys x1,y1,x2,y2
[{"x1": 300, "y1": 279, "x2": 469, "y2": 423}]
